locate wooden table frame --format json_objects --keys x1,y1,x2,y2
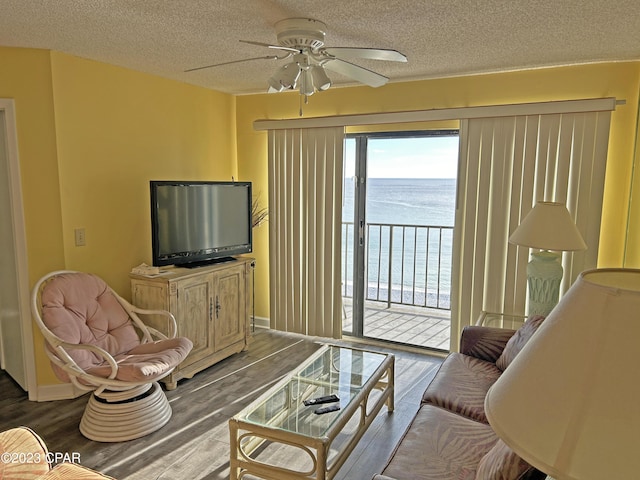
[{"x1": 229, "y1": 345, "x2": 395, "y2": 480}]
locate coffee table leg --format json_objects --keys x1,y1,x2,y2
[
  {"x1": 229, "y1": 419, "x2": 239, "y2": 480},
  {"x1": 386, "y1": 359, "x2": 395, "y2": 413},
  {"x1": 316, "y1": 441, "x2": 327, "y2": 480}
]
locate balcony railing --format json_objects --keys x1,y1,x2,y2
[{"x1": 342, "y1": 222, "x2": 453, "y2": 310}]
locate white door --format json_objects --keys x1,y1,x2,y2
[{"x1": 0, "y1": 101, "x2": 33, "y2": 392}]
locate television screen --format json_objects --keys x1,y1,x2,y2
[{"x1": 150, "y1": 181, "x2": 252, "y2": 267}]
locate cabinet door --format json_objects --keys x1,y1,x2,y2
[
  {"x1": 213, "y1": 265, "x2": 246, "y2": 351},
  {"x1": 176, "y1": 275, "x2": 215, "y2": 366},
  {"x1": 131, "y1": 281, "x2": 172, "y2": 335}
]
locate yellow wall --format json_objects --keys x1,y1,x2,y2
[
  {"x1": 2, "y1": 47, "x2": 237, "y2": 385},
  {"x1": 0, "y1": 48, "x2": 66, "y2": 386},
  {"x1": 50, "y1": 52, "x2": 237, "y2": 295},
  {"x1": 236, "y1": 62, "x2": 640, "y2": 319},
  {"x1": 4, "y1": 45, "x2": 640, "y2": 385},
  {"x1": 0, "y1": 48, "x2": 65, "y2": 284}
]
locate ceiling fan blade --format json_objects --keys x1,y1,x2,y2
[
  {"x1": 323, "y1": 58, "x2": 389, "y2": 88},
  {"x1": 184, "y1": 55, "x2": 288, "y2": 73},
  {"x1": 240, "y1": 40, "x2": 299, "y2": 53},
  {"x1": 323, "y1": 47, "x2": 407, "y2": 63}
]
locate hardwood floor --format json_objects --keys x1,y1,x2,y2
[{"x1": 0, "y1": 329, "x2": 443, "y2": 480}]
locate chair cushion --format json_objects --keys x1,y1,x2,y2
[
  {"x1": 475, "y1": 439, "x2": 541, "y2": 480},
  {"x1": 86, "y1": 337, "x2": 193, "y2": 382},
  {"x1": 381, "y1": 405, "x2": 498, "y2": 480},
  {"x1": 422, "y1": 353, "x2": 502, "y2": 423},
  {"x1": 41, "y1": 273, "x2": 141, "y2": 376},
  {"x1": 495, "y1": 316, "x2": 545, "y2": 371}
]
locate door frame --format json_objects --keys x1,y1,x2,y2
[
  {"x1": 0, "y1": 98, "x2": 37, "y2": 398},
  {"x1": 344, "y1": 129, "x2": 459, "y2": 345},
  {"x1": 350, "y1": 134, "x2": 368, "y2": 337}
]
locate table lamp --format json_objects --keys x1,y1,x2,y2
[
  {"x1": 485, "y1": 268, "x2": 640, "y2": 479},
  {"x1": 508, "y1": 201, "x2": 586, "y2": 315}
]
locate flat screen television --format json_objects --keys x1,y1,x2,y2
[{"x1": 150, "y1": 180, "x2": 252, "y2": 268}]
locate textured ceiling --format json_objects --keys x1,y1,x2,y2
[{"x1": 1, "y1": 0, "x2": 639, "y2": 95}]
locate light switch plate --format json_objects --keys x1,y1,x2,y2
[{"x1": 74, "y1": 228, "x2": 86, "y2": 246}]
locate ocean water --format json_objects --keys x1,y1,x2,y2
[{"x1": 342, "y1": 178, "x2": 456, "y2": 308}]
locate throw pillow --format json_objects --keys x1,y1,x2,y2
[
  {"x1": 495, "y1": 315, "x2": 544, "y2": 371},
  {"x1": 475, "y1": 439, "x2": 535, "y2": 480}
]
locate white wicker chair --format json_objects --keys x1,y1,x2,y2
[{"x1": 31, "y1": 270, "x2": 193, "y2": 442}]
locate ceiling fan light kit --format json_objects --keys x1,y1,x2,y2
[{"x1": 187, "y1": 17, "x2": 407, "y2": 98}]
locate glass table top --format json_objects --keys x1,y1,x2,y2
[{"x1": 235, "y1": 345, "x2": 389, "y2": 438}]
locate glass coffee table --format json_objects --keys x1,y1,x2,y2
[{"x1": 229, "y1": 344, "x2": 395, "y2": 480}]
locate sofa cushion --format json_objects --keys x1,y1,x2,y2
[
  {"x1": 381, "y1": 405, "x2": 498, "y2": 480},
  {"x1": 0, "y1": 427, "x2": 116, "y2": 480},
  {"x1": 422, "y1": 353, "x2": 502, "y2": 423},
  {"x1": 0, "y1": 427, "x2": 50, "y2": 478},
  {"x1": 495, "y1": 316, "x2": 545, "y2": 371},
  {"x1": 475, "y1": 439, "x2": 542, "y2": 480},
  {"x1": 460, "y1": 326, "x2": 517, "y2": 362}
]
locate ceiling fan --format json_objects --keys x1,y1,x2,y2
[{"x1": 185, "y1": 17, "x2": 408, "y2": 96}]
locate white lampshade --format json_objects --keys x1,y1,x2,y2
[
  {"x1": 268, "y1": 62, "x2": 300, "y2": 91},
  {"x1": 485, "y1": 269, "x2": 640, "y2": 479},
  {"x1": 299, "y1": 69, "x2": 315, "y2": 97},
  {"x1": 310, "y1": 65, "x2": 331, "y2": 91},
  {"x1": 509, "y1": 202, "x2": 586, "y2": 251}
]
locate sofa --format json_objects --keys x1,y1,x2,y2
[
  {"x1": 0, "y1": 427, "x2": 114, "y2": 479},
  {"x1": 374, "y1": 316, "x2": 548, "y2": 480}
]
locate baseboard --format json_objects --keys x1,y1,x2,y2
[
  {"x1": 252, "y1": 316, "x2": 270, "y2": 329},
  {"x1": 36, "y1": 383, "x2": 86, "y2": 402}
]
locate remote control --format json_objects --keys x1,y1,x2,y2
[
  {"x1": 314, "y1": 405, "x2": 341, "y2": 415},
  {"x1": 304, "y1": 394, "x2": 339, "y2": 406}
]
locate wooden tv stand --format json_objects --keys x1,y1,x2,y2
[{"x1": 130, "y1": 257, "x2": 254, "y2": 390}]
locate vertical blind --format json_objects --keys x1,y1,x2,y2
[
  {"x1": 268, "y1": 126, "x2": 345, "y2": 338},
  {"x1": 451, "y1": 108, "x2": 613, "y2": 349},
  {"x1": 259, "y1": 97, "x2": 616, "y2": 350}
]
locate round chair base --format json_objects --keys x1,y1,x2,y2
[{"x1": 79, "y1": 382, "x2": 172, "y2": 442}]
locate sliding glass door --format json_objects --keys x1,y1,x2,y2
[{"x1": 342, "y1": 131, "x2": 459, "y2": 350}]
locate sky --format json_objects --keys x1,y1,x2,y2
[{"x1": 344, "y1": 135, "x2": 459, "y2": 179}]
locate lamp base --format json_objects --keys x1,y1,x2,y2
[{"x1": 527, "y1": 251, "x2": 562, "y2": 316}]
